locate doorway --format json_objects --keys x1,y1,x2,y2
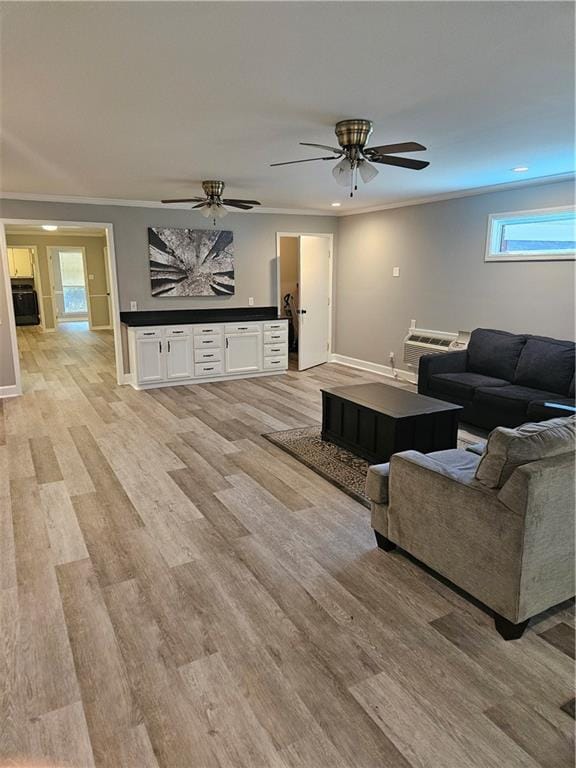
[
  {"x1": 48, "y1": 246, "x2": 90, "y2": 323},
  {"x1": 0, "y1": 219, "x2": 123, "y2": 395},
  {"x1": 276, "y1": 233, "x2": 333, "y2": 371}
]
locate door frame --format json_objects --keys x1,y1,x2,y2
[
  {"x1": 275, "y1": 232, "x2": 334, "y2": 364},
  {"x1": 47, "y1": 244, "x2": 92, "y2": 325},
  {"x1": 0, "y1": 218, "x2": 124, "y2": 395}
]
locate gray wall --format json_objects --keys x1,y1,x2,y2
[
  {"x1": 335, "y1": 180, "x2": 575, "y2": 369},
  {"x1": 0, "y1": 198, "x2": 337, "y2": 385}
]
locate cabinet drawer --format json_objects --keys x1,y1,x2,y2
[
  {"x1": 224, "y1": 323, "x2": 261, "y2": 334},
  {"x1": 194, "y1": 361, "x2": 223, "y2": 377},
  {"x1": 194, "y1": 349, "x2": 221, "y2": 363},
  {"x1": 263, "y1": 321, "x2": 287, "y2": 331},
  {"x1": 264, "y1": 342, "x2": 288, "y2": 357},
  {"x1": 263, "y1": 356, "x2": 288, "y2": 370},
  {"x1": 166, "y1": 326, "x2": 191, "y2": 337},
  {"x1": 135, "y1": 328, "x2": 161, "y2": 339},
  {"x1": 193, "y1": 324, "x2": 222, "y2": 336},
  {"x1": 264, "y1": 330, "x2": 288, "y2": 344},
  {"x1": 193, "y1": 334, "x2": 222, "y2": 349}
]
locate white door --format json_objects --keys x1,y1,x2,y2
[
  {"x1": 166, "y1": 337, "x2": 191, "y2": 379},
  {"x1": 225, "y1": 332, "x2": 262, "y2": 373},
  {"x1": 137, "y1": 338, "x2": 165, "y2": 383},
  {"x1": 298, "y1": 235, "x2": 331, "y2": 371}
]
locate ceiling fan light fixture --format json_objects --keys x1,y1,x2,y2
[
  {"x1": 358, "y1": 159, "x2": 379, "y2": 184},
  {"x1": 332, "y1": 158, "x2": 353, "y2": 187},
  {"x1": 200, "y1": 205, "x2": 212, "y2": 218}
]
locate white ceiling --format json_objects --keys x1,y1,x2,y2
[{"x1": 1, "y1": 1, "x2": 574, "y2": 213}]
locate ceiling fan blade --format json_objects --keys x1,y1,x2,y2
[
  {"x1": 223, "y1": 198, "x2": 261, "y2": 206},
  {"x1": 225, "y1": 202, "x2": 253, "y2": 210},
  {"x1": 270, "y1": 156, "x2": 336, "y2": 167},
  {"x1": 192, "y1": 202, "x2": 208, "y2": 208},
  {"x1": 370, "y1": 155, "x2": 430, "y2": 170},
  {"x1": 300, "y1": 142, "x2": 343, "y2": 154},
  {"x1": 364, "y1": 142, "x2": 427, "y2": 155},
  {"x1": 161, "y1": 197, "x2": 205, "y2": 203}
]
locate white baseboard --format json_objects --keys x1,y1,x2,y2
[
  {"x1": 118, "y1": 373, "x2": 134, "y2": 386},
  {"x1": 91, "y1": 325, "x2": 113, "y2": 330},
  {"x1": 330, "y1": 353, "x2": 418, "y2": 385},
  {"x1": 0, "y1": 384, "x2": 22, "y2": 398}
]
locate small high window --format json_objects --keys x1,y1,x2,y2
[{"x1": 485, "y1": 207, "x2": 575, "y2": 262}]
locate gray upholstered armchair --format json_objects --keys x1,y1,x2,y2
[{"x1": 366, "y1": 416, "x2": 575, "y2": 639}]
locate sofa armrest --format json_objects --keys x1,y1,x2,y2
[
  {"x1": 418, "y1": 350, "x2": 468, "y2": 394},
  {"x1": 366, "y1": 462, "x2": 390, "y2": 504}
]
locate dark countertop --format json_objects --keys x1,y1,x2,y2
[{"x1": 120, "y1": 306, "x2": 281, "y2": 327}]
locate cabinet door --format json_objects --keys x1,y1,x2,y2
[
  {"x1": 137, "y1": 338, "x2": 165, "y2": 383},
  {"x1": 12, "y1": 248, "x2": 33, "y2": 277},
  {"x1": 225, "y1": 332, "x2": 262, "y2": 374},
  {"x1": 166, "y1": 336, "x2": 191, "y2": 380}
]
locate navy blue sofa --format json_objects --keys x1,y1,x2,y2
[{"x1": 418, "y1": 328, "x2": 575, "y2": 431}]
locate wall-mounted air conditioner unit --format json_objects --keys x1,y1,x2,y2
[{"x1": 403, "y1": 321, "x2": 470, "y2": 369}]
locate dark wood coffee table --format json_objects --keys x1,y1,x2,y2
[{"x1": 321, "y1": 383, "x2": 462, "y2": 463}]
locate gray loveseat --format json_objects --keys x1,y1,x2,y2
[
  {"x1": 418, "y1": 328, "x2": 575, "y2": 431},
  {"x1": 366, "y1": 416, "x2": 575, "y2": 639}
]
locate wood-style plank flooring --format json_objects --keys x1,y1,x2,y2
[{"x1": 1, "y1": 322, "x2": 574, "y2": 768}]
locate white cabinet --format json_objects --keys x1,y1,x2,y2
[
  {"x1": 8, "y1": 247, "x2": 34, "y2": 278},
  {"x1": 225, "y1": 332, "x2": 262, "y2": 373},
  {"x1": 166, "y1": 336, "x2": 191, "y2": 379},
  {"x1": 136, "y1": 337, "x2": 164, "y2": 383},
  {"x1": 128, "y1": 319, "x2": 288, "y2": 390}
]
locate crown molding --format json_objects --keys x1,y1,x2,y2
[
  {"x1": 2, "y1": 171, "x2": 573, "y2": 219},
  {"x1": 336, "y1": 172, "x2": 575, "y2": 217},
  {"x1": 0, "y1": 192, "x2": 337, "y2": 218}
]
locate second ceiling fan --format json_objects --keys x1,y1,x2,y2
[{"x1": 271, "y1": 119, "x2": 430, "y2": 197}]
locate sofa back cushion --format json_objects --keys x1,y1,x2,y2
[
  {"x1": 475, "y1": 415, "x2": 576, "y2": 489},
  {"x1": 513, "y1": 336, "x2": 575, "y2": 395},
  {"x1": 467, "y1": 328, "x2": 526, "y2": 382}
]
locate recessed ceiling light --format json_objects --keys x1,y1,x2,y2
[
  {"x1": 512, "y1": 166, "x2": 529, "y2": 173},
  {"x1": 42, "y1": 224, "x2": 58, "y2": 231},
  {"x1": 331, "y1": 202, "x2": 342, "y2": 207}
]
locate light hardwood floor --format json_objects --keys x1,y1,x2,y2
[{"x1": 1, "y1": 322, "x2": 574, "y2": 768}]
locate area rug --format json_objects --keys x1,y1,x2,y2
[{"x1": 263, "y1": 426, "x2": 484, "y2": 508}]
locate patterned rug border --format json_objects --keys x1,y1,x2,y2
[{"x1": 263, "y1": 426, "x2": 371, "y2": 508}]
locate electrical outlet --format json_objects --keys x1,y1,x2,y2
[
  {"x1": 392, "y1": 266, "x2": 400, "y2": 277},
  {"x1": 130, "y1": 300, "x2": 138, "y2": 311},
  {"x1": 248, "y1": 297, "x2": 254, "y2": 306}
]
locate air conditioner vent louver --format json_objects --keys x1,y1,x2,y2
[{"x1": 403, "y1": 326, "x2": 468, "y2": 369}]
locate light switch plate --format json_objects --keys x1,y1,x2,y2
[
  {"x1": 248, "y1": 297, "x2": 254, "y2": 306},
  {"x1": 392, "y1": 266, "x2": 400, "y2": 277},
  {"x1": 130, "y1": 301, "x2": 138, "y2": 311},
  {"x1": 88, "y1": 274, "x2": 95, "y2": 280}
]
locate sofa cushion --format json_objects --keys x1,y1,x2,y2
[
  {"x1": 429, "y1": 372, "x2": 509, "y2": 402},
  {"x1": 467, "y1": 328, "x2": 526, "y2": 381},
  {"x1": 514, "y1": 336, "x2": 575, "y2": 395},
  {"x1": 475, "y1": 415, "x2": 576, "y2": 489},
  {"x1": 474, "y1": 384, "x2": 564, "y2": 416}
]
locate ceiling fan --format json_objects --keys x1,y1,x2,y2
[
  {"x1": 162, "y1": 180, "x2": 261, "y2": 222},
  {"x1": 271, "y1": 119, "x2": 430, "y2": 197}
]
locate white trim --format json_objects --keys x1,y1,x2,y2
[
  {"x1": 0, "y1": 225, "x2": 22, "y2": 397},
  {"x1": 0, "y1": 218, "x2": 125, "y2": 389},
  {"x1": 90, "y1": 324, "x2": 113, "y2": 331},
  {"x1": 0, "y1": 192, "x2": 336, "y2": 217},
  {"x1": 276, "y1": 231, "x2": 334, "y2": 368},
  {"x1": 0, "y1": 384, "x2": 20, "y2": 398},
  {"x1": 337, "y1": 173, "x2": 575, "y2": 217},
  {"x1": 330, "y1": 353, "x2": 418, "y2": 385}
]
